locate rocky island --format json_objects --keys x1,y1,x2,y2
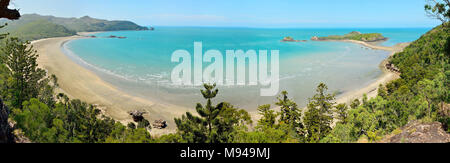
[
  {"x1": 311, "y1": 31, "x2": 388, "y2": 42},
  {"x1": 281, "y1": 36, "x2": 307, "y2": 42}
]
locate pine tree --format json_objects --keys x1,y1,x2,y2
[
  {"x1": 335, "y1": 103, "x2": 349, "y2": 124},
  {"x1": 198, "y1": 84, "x2": 224, "y2": 140},
  {"x1": 174, "y1": 84, "x2": 224, "y2": 143},
  {"x1": 257, "y1": 104, "x2": 277, "y2": 128},
  {"x1": 275, "y1": 91, "x2": 302, "y2": 128},
  {"x1": 1, "y1": 38, "x2": 51, "y2": 108},
  {"x1": 303, "y1": 83, "x2": 335, "y2": 142}
]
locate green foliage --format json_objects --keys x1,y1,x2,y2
[
  {"x1": 350, "y1": 99, "x2": 361, "y2": 109},
  {"x1": 425, "y1": 0, "x2": 450, "y2": 24},
  {"x1": 321, "y1": 123, "x2": 354, "y2": 143},
  {"x1": 0, "y1": 38, "x2": 55, "y2": 108},
  {"x1": 137, "y1": 119, "x2": 151, "y2": 129},
  {"x1": 257, "y1": 104, "x2": 277, "y2": 128},
  {"x1": 303, "y1": 83, "x2": 335, "y2": 143},
  {"x1": 153, "y1": 133, "x2": 185, "y2": 143},
  {"x1": 12, "y1": 97, "x2": 151, "y2": 143},
  {"x1": 0, "y1": 36, "x2": 153, "y2": 143},
  {"x1": 335, "y1": 103, "x2": 349, "y2": 124},
  {"x1": 276, "y1": 91, "x2": 303, "y2": 130},
  {"x1": 327, "y1": 24, "x2": 449, "y2": 143},
  {"x1": 233, "y1": 123, "x2": 299, "y2": 143},
  {"x1": 215, "y1": 103, "x2": 252, "y2": 142},
  {"x1": 174, "y1": 83, "x2": 223, "y2": 143},
  {"x1": 174, "y1": 84, "x2": 251, "y2": 143},
  {"x1": 12, "y1": 99, "x2": 54, "y2": 142},
  {"x1": 105, "y1": 123, "x2": 152, "y2": 143}
]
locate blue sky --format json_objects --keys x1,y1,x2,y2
[{"x1": 11, "y1": 0, "x2": 441, "y2": 28}]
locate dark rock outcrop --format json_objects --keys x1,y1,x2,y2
[
  {"x1": 385, "y1": 62, "x2": 400, "y2": 73},
  {"x1": 152, "y1": 119, "x2": 167, "y2": 129},
  {"x1": 1, "y1": 98, "x2": 31, "y2": 143},
  {"x1": 129, "y1": 110, "x2": 147, "y2": 122},
  {"x1": 281, "y1": 36, "x2": 307, "y2": 42},
  {"x1": 387, "y1": 121, "x2": 450, "y2": 143},
  {"x1": 0, "y1": 98, "x2": 14, "y2": 143}
]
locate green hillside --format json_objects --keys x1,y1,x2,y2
[
  {"x1": 7, "y1": 20, "x2": 76, "y2": 41},
  {"x1": 322, "y1": 24, "x2": 449, "y2": 143},
  {"x1": 0, "y1": 14, "x2": 148, "y2": 41}
]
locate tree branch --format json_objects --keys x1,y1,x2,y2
[{"x1": 0, "y1": 0, "x2": 20, "y2": 20}]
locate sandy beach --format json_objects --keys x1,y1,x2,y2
[
  {"x1": 32, "y1": 35, "x2": 189, "y2": 135},
  {"x1": 32, "y1": 34, "x2": 409, "y2": 134},
  {"x1": 334, "y1": 40, "x2": 409, "y2": 104}
]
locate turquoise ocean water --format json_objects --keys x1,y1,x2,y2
[{"x1": 63, "y1": 27, "x2": 429, "y2": 110}]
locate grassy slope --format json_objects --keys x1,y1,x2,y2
[{"x1": 7, "y1": 20, "x2": 76, "y2": 41}]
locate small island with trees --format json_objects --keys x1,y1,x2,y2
[{"x1": 311, "y1": 31, "x2": 388, "y2": 42}]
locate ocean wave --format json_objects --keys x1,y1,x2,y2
[{"x1": 62, "y1": 42, "x2": 143, "y2": 83}]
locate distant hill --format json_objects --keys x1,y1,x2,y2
[
  {"x1": 5, "y1": 20, "x2": 77, "y2": 41},
  {"x1": 0, "y1": 14, "x2": 149, "y2": 41}
]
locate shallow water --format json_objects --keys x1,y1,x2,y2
[{"x1": 63, "y1": 27, "x2": 428, "y2": 110}]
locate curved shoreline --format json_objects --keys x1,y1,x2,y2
[
  {"x1": 249, "y1": 40, "x2": 408, "y2": 123},
  {"x1": 32, "y1": 35, "x2": 188, "y2": 135},
  {"x1": 331, "y1": 39, "x2": 408, "y2": 104},
  {"x1": 32, "y1": 34, "x2": 409, "y2": 134}
]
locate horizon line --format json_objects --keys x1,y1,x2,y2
[{"x1": 145, "y1": 25, "x2": 436, "y2": 29}]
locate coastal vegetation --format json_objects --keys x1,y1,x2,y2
[
  {"x1": 0, "y1": 0, "x2": 449, "y2": 143},
  {"x1": 312, "y1": 31, "x2": 387, "y2": 42}
]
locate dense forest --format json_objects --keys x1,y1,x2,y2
[{"x1": 0, "y1": 0, "x2": 448, "y2": 143}]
